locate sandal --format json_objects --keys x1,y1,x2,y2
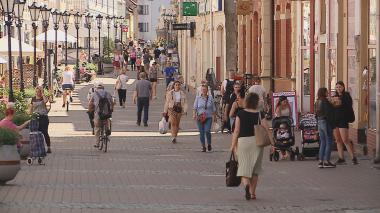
[{"x1": 251, "y1": 193, "x2": 256, "y2": 200}]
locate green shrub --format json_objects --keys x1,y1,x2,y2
[
  {"x1": 102, "y1": 57, "x2": 113, "y2": 64},
  {"x1": 86, "y1": 63, "x2": 98, "y2": 71},
  {"x1": 12, "y1": 113, "x2": 31, "y2": 126},
  {"x1": 0, "y1": 127, "x2": 20, "y2": 146}
]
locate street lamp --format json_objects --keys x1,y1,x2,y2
[
  {"x1": 40, "y1": 5, "x2": 51, "y2": 89},
  {"x1": 106, "y1": 15, "x2": 112, "y2": 57},
  {"x1": 62, "y1": 11, "x2": 71, "y2": 66},
  {"x1": 51, "y1": 9, "x2": 61, "y2": 88},
  {"x1": 118, "y1": 16, "x2": 124, "y2": 44},
  {"x1": 84, "y1": 13, "x2": 93, "y2": 63},
  {"x1": 28, "y1": 1, "x2": 41, "y2": 87},
  {"x1": 14, "y1": 0, "x2": 26, "y2": 93},
  {"x1": 114, "y1": 15, "x2": 119, "y2": 42},
  {"x1": 0, "y1": 0, "x2": 16, "y2": 101},
  {"x1": 96, "y1": 14, "x2": 103, "y2": 75},
  {"x1": 74, "y1": 12, "x2": 82, "y2": 82}
]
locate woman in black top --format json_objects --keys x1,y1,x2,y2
[
  {"x1": 332, "y1": 81, "x2": 357, "y2": 165},
  {"x1": 315, "y1": 87, "x2": 336, "y2": 168},
  {"x1": 230, "y1": 93, "x2": 267, "y2": 200}
]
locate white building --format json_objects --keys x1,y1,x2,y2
[{"x1": 137, "y1": 0, "x2": 170, "y2": 41}]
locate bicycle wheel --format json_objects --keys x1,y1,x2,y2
[
  {"x1": 99, "y1": 127, "x2": 104, "y2": 151},
  {"x1": 103, "y1": 135, "x2": 109, "y2": 153}
]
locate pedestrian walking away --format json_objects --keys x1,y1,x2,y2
[
  {"x1": 149, "y1": 62, "x2": 159, "y2": 99},
  {"x1": 30, "y1": 86, "x2": 51, "y2": 153},
  {"x1": 61, "y1": 66, "x2": 75, "y2": 108},
  {"x1": 129, "y1": 49, "x2": 137, "y2": 71},
  {"x1": 164, "y1": 62, "x2": 176, "y2": 87},
  {"x1": 229, "y1": 90, "x2": 245, "y2": 131},
  {"x1": 331, "y1": 81, "x2": 358, "y2": 165},
  {"x1": 221, "y1": 70, "x2": 237, "y2": 133},
  {"x1": 224, "y1": 82, "x2": 241, "y2": 133},
  {"x1": 164, "y1": 81, "x2": 188, "y2": 144},
  {"x1": 248, "y1": 77, "x2": 267, "y2": 113},
  {"x1": 113, "y1": 50, "x2": 123, "y2": 77},
  {"x1": 143, "y1": 48, "x2": 152, "y2": 72},
  {"x1": 230, "y1": 93, "x2": 268, "y2": 201},
  {"x1": 115, "y1": 69, "x2": 129, "y2": 108},
  {"x1": 315, "y1": 87, "x2": 336, "y2": 168},
  {"x1": 159, "y1": 51, "x2": 168, "y2": 73},
  {"x1": 133, "y1": 72, "x2": 152, "y2": 127},
  {"x1": 193, "y1": 85, "x2": 216, "y2": 152},
  {"x1": 88, "y1": 82, "x2": 114, "y2": 148}
]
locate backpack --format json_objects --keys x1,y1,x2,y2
[
  {"x1": 130, "y1": 52, "x2": 136, "y2": 59},
  {"x1": 96, "y1": 91, "x2": 112, "y2": 120},
  {"x1": 223, "y1": 79, "x2": 235, "y2": 102}
]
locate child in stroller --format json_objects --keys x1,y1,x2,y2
[{"x1": 270, "y1": 116, "x2": 298, "y2": 161}]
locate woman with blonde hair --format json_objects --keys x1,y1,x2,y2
[{"x1": 164, "y1": 81, "x2": 188, "y2": 144}]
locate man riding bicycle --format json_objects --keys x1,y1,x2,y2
[
  {"x1": 61, "y1": 66, "x2": 75, "y2": 108},
  {"x1": 88, "y1": 82, "x2": 114, "y2": 148}
]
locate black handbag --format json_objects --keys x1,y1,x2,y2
[{"x1": 226, "y1": 152, "x2": 241, "y2": 187}]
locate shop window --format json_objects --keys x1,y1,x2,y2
[
  {"x1": 369, "y1": 0, "x2": 376, "y2": 44},
  {"x1": 368, "y1": 49, "x2": 376, "y2": 129}
]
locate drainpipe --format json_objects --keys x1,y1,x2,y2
[
  {"x1": 271, "y1": 0, "x2": 275, "y2": 92},
  {"x1": 310, "y1": 0, "x2": 315, "y2": 113},
  {"x1": 375, "y1": 0, "x2": 380, "y2": 163}
]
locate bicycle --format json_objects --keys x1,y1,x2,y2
[
  {"x1": 98, "y1": 118, "x2": 112, "y2": 153},
  {"x1": 63, "y1": 88, "x2": 73, "y2": 112}
]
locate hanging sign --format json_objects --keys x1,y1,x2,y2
[
  {"x1": 182, "y1": 2, "x2": 198, "y2": 16},
  {"x1": 172, "y1": 23, "x2": 191, "y2": 30}
]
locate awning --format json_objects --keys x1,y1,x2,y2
[
  {"x1": 0, "y1": 36, "x2": 44, "y2": 57},
  {"x1": 35, "y1": 29, "x2": 76, "y2": 43}
]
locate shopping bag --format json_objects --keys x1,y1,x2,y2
[
  {"x1": 158, "y1": 117, "x2": 169, "y2": 134},
  {"x1": 226, "y1": 152, "x2": 241, "y2": 187}
]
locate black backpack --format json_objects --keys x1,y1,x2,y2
[
  {"x1": 223, "y1": 79, "x2": 235, "y2": 102},
  {"x1": 96, "y1": 91, "x2": 112, "y2": 120}
]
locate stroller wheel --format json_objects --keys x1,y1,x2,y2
[
  {"x1": 26, "y1": 158, "x2": 33, "y2": 165},
  {"x1": 298, "y1": 154, "x2": 305, "y2": 161},
  {"x1": 273, "y1": 151, "x2": 280, "y2": 161}
]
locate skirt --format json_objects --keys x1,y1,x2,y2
[
  {"x1": 237, "y1": 136, "x2": 264, "y2": 177},
  {"x1": 168, "y1": 108, "x2": 182, "y2": 123}
]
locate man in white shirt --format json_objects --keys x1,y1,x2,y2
[{"x1": 248, "y1": 77, "x2": 267, "y2": 111}]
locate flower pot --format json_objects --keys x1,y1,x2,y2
[
  {"x1": 0, "y1": 145, "x2": 21, "y2": 185},
  {"x1": 19, "y1": 129, "x2": 30, "y2": 159},
  {"x1": 103, "y1": 63, "x2": 114, "y2": 73}
]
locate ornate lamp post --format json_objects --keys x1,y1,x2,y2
[
  {"x1": 96, "y1": 14, "x2": 103, "y2": 75},
  {"x1": 113, "y1": 15, "x2": 119, "y2": 42},
  {"x1": 28, "y1": 1, "x2": 41, "y2": 87},
  {"x1": 84, "y1": 13, "x2": 92, "y2": 63},
  {"x1": 14, "y1": 0, "x2": 26, "y2": 92},
  {"x1": 61, "y1": 11, "x2": 70, "y2": 66},
  {"x1": 40, "y1": 5, "x2": 51, "y2": 89},
  {"x1": 0, "y1": 0, "x2": 16, "y2": 101},
  {"x1": 74, "y1": 12, "x2": 82, "y2": 82},
  {"x1": 119, "y1": 16, "x2": 124, "y2": 44},
  {"x1": 51, "y1": 9, "x2": 61, "y2": 87},
  {"x1": 106, "y1": 15, "x2": 112, "y2": 57}
]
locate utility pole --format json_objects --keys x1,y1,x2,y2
[
  {"x1": 224, "y1": 0, "x2": 238, "y2": 76},
  {"x1": 310, "y1": 0, "x2": 315, "y2": 112},
  {"x1": 209, "y1": 0, "x2": 213, "y2": 72},
  {"x1": 375, "y1": 0, "x2": 380, "y2": 163}
]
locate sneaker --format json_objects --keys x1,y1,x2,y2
[
  {"x1": 318, "y1": 161, "x2": 324, "y2": 168},
  {"x1": 352, "y1": 157, "x2": 359, "y2": 165},
  {"x1": 207, "y1": 145, "x2": 212, "y2": 152},
  {"x1": 136, "y1": 122, "x2": 141, "y2": 126},
  {"x1": 94, "y1": 144, "x2": 100, "y2": 148},
  {"x1": 144, "y1": 123, "x2": 148, "y2": 127},
  {"x1": 47, "y1": 147, "x2": 52, "y2": 154},
  {"x1": 335, "y1": 158, "x2": 346, "y2": 165},
  {"x1": 202, "y1": 146, "x2": 206, "y2": 152},
  {"x1": 323, "y1": 161, "x2": 336, "y2": 168}
]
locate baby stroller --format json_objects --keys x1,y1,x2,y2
[
  {"x1": 269, "y1": 116, "x2": 298, "y2": 161},
  {"x1": 26, "y1": 117, "x2": 46, "y2": 165},
  {"x1": 298, "y1": 113, "x2": 320, "y2": 160}
]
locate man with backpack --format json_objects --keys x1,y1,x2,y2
[
  {"x1": 88, "y1": 82, "x2": 114, "y2": 148},
  {"x1": 221, "y1": 70, "x2": 236, "y2": 133}
]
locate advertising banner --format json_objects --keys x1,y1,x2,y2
[{"x1": 272, "y1": 91, "x2": 298, "y2": 126}]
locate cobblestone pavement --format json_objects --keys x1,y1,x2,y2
[{"x1": 1, "y1": 72, "x2": 380, "y2": 213}]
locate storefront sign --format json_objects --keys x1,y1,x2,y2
[
  {"x1": 172, "y1": 23, "x2": 191, "y2": 30},
  {"x1": 272, "y1": 91, "x2": 299, "y2": 126},
  {"x1": 236, "y1": 1, "x2": 253, "y2": 15},
  {"x1": 182, "y1": 2, "x2": 198, "y2": 16}
]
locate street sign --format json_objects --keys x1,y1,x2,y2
[
  {"x1": 182, "y1": 2, "x2": 198, "y2": 16},
  {"x1": 172, "y1": 23, "x2": 190, "y2": 30}
]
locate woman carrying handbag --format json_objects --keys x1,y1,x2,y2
[
  {"x1": 193, "y1": 85, "x2": 216, "y2": 152},
  {"x1": 230, "y1": 93, "x2": 270, "y2": 200},
  {"x1": 115, "y1": 69, "x2": 129, "y2": 108},
  {"x1": 163, "y1": 81, "x2": 188, "y2": 144}
]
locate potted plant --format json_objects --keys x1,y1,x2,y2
[
  {"x1": 102, "y1": 56, "x2": 114, "y2": 73},
  {"x1": 13, "y1": 113, "x2": 32, "y2": 159},
  {"x1": 0, "y1": 127, "x2": 21, "y2": 185}
]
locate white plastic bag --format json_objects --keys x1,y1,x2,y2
[{"x1": 159, "y1": 117, "x2": 169, "y2": 134}]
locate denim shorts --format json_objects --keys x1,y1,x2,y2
[{"x1": 62, "y1": 84, "x2": 74, "y2": 90}]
